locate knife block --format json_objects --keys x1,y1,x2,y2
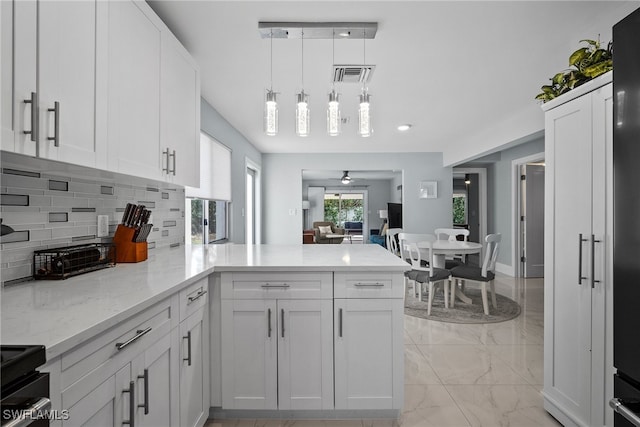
[{"x1": 113, "y1": 225, "x2": 147, "y2": 263}]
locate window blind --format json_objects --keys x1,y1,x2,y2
[{"x1": 186, "y1": 132, "x2": 231, "y2": 201}]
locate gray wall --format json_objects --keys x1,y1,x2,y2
[
  {"x1": 481, "y1": 137, "x2": 545, "y2": 267},
  {"x1": 263, "y1": 153, "x2": 451, "y2": 244},
  {"x1": 200, "y1": 98, "x2": 262, "y2": 244}
]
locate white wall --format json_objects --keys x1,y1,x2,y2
[{"x1": 263, "y1": 153, "x2": 452, "y2": 244}]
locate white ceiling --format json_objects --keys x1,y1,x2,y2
[
  {"x1": 148, "y1": 1, "x2": 638, "y2": 160},
  {"x1": 302, "y1": 169, "x2": 400, "y2": 181}
]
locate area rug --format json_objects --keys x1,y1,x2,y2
[{"x1": 404, "y1": 287, "x2": 521, "y2": 324}]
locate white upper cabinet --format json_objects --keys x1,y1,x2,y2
[
  {"x1": 107, "y1": 0, "x2": 163, "y2": 181},
  {"x1": 161, "y1": 31, "x2": 200, "y2": 187},
  {"x1": 38, "y1": 0, "x2": 104, "y2": 168}
]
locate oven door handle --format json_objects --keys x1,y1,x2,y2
[
  {"x1": 3, "y1": 397, "x2": 51, "y2": 427},
  {"x1": 611, "y1": 398, "x2": 640, "y2": 427}
]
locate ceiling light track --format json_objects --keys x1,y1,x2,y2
[{"x1": 258, "y1": 22, "x2": 378, "y2": 39}]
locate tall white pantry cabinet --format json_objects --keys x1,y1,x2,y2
[{"x1": 543, "y1": 72, "x2": 614, "y2": 427}]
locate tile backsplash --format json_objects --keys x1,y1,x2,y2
[{"x1": 0, "y1": 153, "x2": 185, "y2": 285}]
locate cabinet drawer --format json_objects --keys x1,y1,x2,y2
[
  {"x1": 221, "y1": 272, "x2": 332, "y2": 300},
  {"x1": 60, "y1": 296, "x2": 176, "y2": 391},
  {"x1": 180, "y1": 278, "x2": 208, "y2": 322},
  {"x1": 334, "y1": 272, "x2": 404, "y2": 299}
]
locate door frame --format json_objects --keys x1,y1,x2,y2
[
  {"x1": 323, "y1": 188, "x2": 369, "y2": 241},
  {"x1": 512, "y1": 152, "x2": 545, "y2": 278},
  {"x1": 452, "y1": 167, "x2": 487, "y2": 257},
  {"x1": 245, "y1": 157, "x2": 262, "y2": 244}
]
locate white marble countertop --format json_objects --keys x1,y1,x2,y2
[{"x1": 1, "y1": 244, "x2": 408, "y2": 359}]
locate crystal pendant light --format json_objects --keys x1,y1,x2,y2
[
  {"x1": 327, "y1": 29, "x2": 341, "y2": 136},
  {"x1": 357, "y1": 27, "x2": 372, "y2": 137},
  {"x1": 295, "y1": 30, "x2": 310, "y2": 137},
  {"x1": 264, "y1": 30, "x2": 278, "y2": 136}
]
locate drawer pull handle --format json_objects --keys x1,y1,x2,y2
[
  {"x1": 137, "y1": 369, "x2": 149, "y2": 414},
  {"x1": 339, "y1": 308, "x2": 343, "y2": 338},
  {"x1": 23, "y1": 92, "x2": 38, "y2": 143},
  {"x1": 122, "y1": 381, "x2": 135, "y2": 426},
  {"x1": 591, "y1": 235, "x2": 601, "y2": 289},
  {"x1": 47, "y1": 101, "x2": 60, "y2": 147},
  {"x1": 188, "y1": 289, "x2": 207, "y2": 304},
  {"x1": 267, "y1": 308, "x2": 272, "y2": 338},
  {"x1": 163, "y1": 148, "x2": 170, "y2": 174},
  {"x1": 261, "y1": 283, "x2": 290, "y2": 288},
  {"x1": 183, "y1": 331, "x2": 192, "y2": 366},
  {"x1": 354, "y1": 282, "x2": 385, "y2": 287},
  {"x1": 116, "y1": 327, "x2": 152, "y2": 351},
  {"x1": 281, "y1": 308, "x2": 285, "y2": 338}
]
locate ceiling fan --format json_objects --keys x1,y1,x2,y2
[{"x1": 341, "y1": 171, "x2": 352, "y2": 184}]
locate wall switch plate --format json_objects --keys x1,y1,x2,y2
[{"x1": 97, "y1": 215, "x2": 109, "y2": 237}]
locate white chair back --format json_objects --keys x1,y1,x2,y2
[
  {"x1": 406, "y1": 234, "x2": 437, "y2": 273},
  {"x1": 434, "y1": 228, "x2": 470, "y2": 241},
  {"x1": 385, "y1": 228, "x2": 402, "y2": 256},
  {"x1": 397, "y1": 232, "x2": 433, "y2": 264},
  {"x1": 481, "y1": 233, "x2": 502, "y2": 277}
]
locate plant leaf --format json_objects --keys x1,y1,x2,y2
[
  {"x1": 583, "y1": 60, "x2": 613, "y2": 78},
  {"x1": 569, "y1": 48, "x2": 589, "y2": 66},
  {"x1": 580, "y1": 39, "x2": 599, "y2": 47}
]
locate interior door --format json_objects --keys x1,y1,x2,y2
[{"x1": 524, "y1": 164, "x2": 545, "y2": 277}]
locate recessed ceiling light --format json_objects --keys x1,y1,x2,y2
[{"x1": 397, "y1": 124, "x2": 412, "y2": 132}]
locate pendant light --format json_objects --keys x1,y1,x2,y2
[
  {"x1": 327, "y1": 29, "x2": 341, "y2": 136},
  {"x1": 264, "y1": 29, "x2": 278, "y2": 136},
  {"x1": 358, "y1": 27, "x2": 372, "y2": 137},
  {"x1": 295, "y1": 29, "x2": 310, "y2": 137}
]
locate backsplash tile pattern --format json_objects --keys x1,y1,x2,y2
[{"x1": 0, "y1": 159, "x2": 186, "y2": 285}]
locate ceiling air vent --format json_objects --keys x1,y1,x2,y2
[{"x1": 333, "y1": 65, "x2": 375, "y2": 83}]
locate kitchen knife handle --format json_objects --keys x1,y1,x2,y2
[
  {"x1": 183, "y1": 331, "x2": 192, "y2": 366},
  {"x1": 23, "y1": 92, "x2": 38, "y2": 142},
  {"x1": 170, "y1": 150, "x2": 176, "y2": 175},
  {"x1": 163, "y1": 148, "x2": 170, "y2": 174},
  {"x1": 137, "y1": 369, "x2": 149, "y2": 414},
  {"x1": 47, "y1": 101, "x2": 60, "y2": 147},
  {"x1": 122, "y1": 381, "x2": 135, "y2": 427},
  {"x1": 591, "y1": 235, "x2": 601, "y2": 288},
  {"x1": 578, "y1": 233, "x2": 588, "y2": 285}
]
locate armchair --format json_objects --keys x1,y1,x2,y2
[{"x1": 313, "y1": 221, "x2": 345, "y2": 244}]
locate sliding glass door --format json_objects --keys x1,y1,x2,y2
[{"x1": 324, "y1": 193, "x2": 364, "y2": 227}]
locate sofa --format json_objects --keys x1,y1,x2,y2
[{"x1": 312, "y1": 221, "x2": 345, "y2": 244}]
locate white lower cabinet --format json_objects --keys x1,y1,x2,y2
[
  {"x1": 334, "y1": 298, "x2": 404, "y2": 410},
  {"x1": 180, "y1": 305, "x2": 209, "y2": 427},
  {"x1": 221, "y1": 298, "x2": 334, "y2": 411}
]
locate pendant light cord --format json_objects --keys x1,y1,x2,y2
[
  {"x1": 301, "y1": 29, "x2": 304, "y2": 89},
  {"x1": 362, "y1": 26, "x2": 366, "y2": 92},
  {"x1": 270, "y1": 29, "x2": 273, "y2": 91},
  {"x1": 332, "y1": 28, "x2": 335, "y2": 91}
]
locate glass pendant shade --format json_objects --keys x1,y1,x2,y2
[
  {"x1": 296, "y1": 91, "x2": 310, "y2": 137},
  {"x1": 358, "y1": 90, "x2": 372, "y2": 137},
  {"x1": 327, "y1": 90, "x2": 341, "y2": 136},
  {"x1": 264, "y1": 90, "x2": 278, "y2": 136}
]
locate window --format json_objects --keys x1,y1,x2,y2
[
  {"x1": 186, "y1": 132, "x2": 231, "y2": 244},
  {"x1": 453, "y1": 194, "x2": 467, "y2": 225},
  {"x1": 324, "y1": 193, "x2": 364, "y2": 227}
]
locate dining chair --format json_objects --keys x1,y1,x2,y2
[
  {"x1": 449, "y1": 233, "x2": 501, "y2": 315},
  {"x1": 434, "y1": 228, "x2": 470, "y2": 269},
  {"x1": 397, "y1": 232, "x2": 435, "y2": 298},
  {"x1": 406, "y1": 237, "x2": 452, "y2": 315},
  {"x1": 385, "y1": 228, "x2": 403, "y2": 257}
]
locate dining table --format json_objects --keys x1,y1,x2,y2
[{"x1": 414, "y1": 239, "x2": 483, "y2": 304}]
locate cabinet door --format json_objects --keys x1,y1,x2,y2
[
  {"x1": 277, "y1": 299, "x2": 333, "y2": 410},
  {"x1": 160, "y1": 31, "x2": 200, "y2": 187},
  {"x1": 334, "y1": 298, "x2": 404, "y2": 410},
  {"x1": 136, "y1": 330, "x2": 179, "y2": 427},
  {"x1": 180, "y1": 306, "x2": 209, "y2": 427},
  {"x1": 107, "y1": 0, "x2": 162, "y2": 180},
  {"x1": 38, "y1": 0, "x2": 101, "y2": 167},
  {"x1": 543, "y1": 93, "x2": 593, "y2": 424},
  {"x1": 3, "y1": 0, "x2": 37, "y2": 155},
  {"x1": 221, "y1": 299, "x2": 277, "y2": 410},
  {"x1": 63, "y1": 364, "x2": 132, "y2": 427}
]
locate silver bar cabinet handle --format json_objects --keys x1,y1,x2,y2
[
  {"x1": 187, "y1": 289, "x2": 207, "y2": 304},
  {"x1": 610, "y1": 398, "x2": 640, "y2": 427},
  {"x1": 267, "y1": 308, "x2": 272, "y2": 338},
  {"x1": 591, "y1": 234, "x2": 601, "y2": 288},
  {"x1": 281, "y1": 308, "x2": 285, "y2": 338},
  {"x1": 47, "y1": 101, "x2": 59, "y2": 147},
  {"x1": 3, "y1": 398, "x2": 51, "y2": 427},
  {"x1": 137, "y1": 369, "x2": 149, "y2": 415},
  {"x1": 170, "y1": 150, "x2": 176, "y2": 175},
  {"x1": 162, "y1": 148, "x2": 170, "y2": 173},
  {"x1": 116, "y1": 327, "x2": 152, "y2": 351},
  {"x1": 578, "y1": 234, "x2": 588, "y2": 285},
  {"x1": 339, "y1": 308, "x2": 343, "y2": 338},
  {"x1": 122, "y1": 381, "x2": 135, "y2": 426},
  {"x1": 23, "y1": 92, "x2": 37, "y2": 142},
  {"x1": 261, "y1": 283, "x2": 290, "y2": 289},
  {"x1": 183, "y1": 331, "x2": 192, "y2": 366},
  {"x1": 354, "y1": 282, "x2": 384, "y2": 287}
]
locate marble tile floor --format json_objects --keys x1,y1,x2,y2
[{"x1": 207, "y1": 275, "x2": 561, "y2": 427}]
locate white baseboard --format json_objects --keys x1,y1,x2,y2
[{"x1": 495, "y1": 262, "x2": 515, "y2": 277}]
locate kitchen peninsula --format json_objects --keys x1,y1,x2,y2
[{"x1": 1, "y1": 244, "x2": 409, "y2": 425}]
